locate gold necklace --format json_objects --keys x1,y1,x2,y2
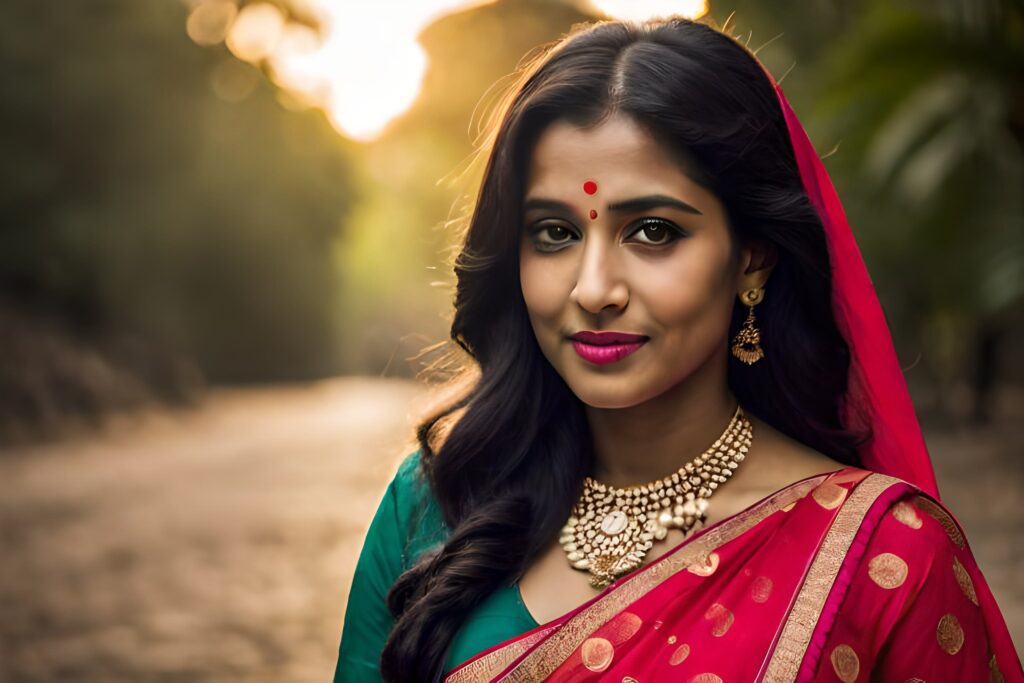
[{"x1": 560, "y1": 404, "x2": 752, "y2": 588}]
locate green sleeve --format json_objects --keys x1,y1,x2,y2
[{"x1": 332, "y1": 450, "x2": 446, "y2": 682}]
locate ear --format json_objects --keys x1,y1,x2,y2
[{"x1": 736, "y1": 240, "x2": 777, "y2": 294}]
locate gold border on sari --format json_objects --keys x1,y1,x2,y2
[
  {"x1": 485, "y1": 473, "x2": 830, "y2": 682},
  {"x1": 761, "y1": 472, "x2": 902, "y2": 681},
  {"x1": 446, "y1": 625, "x2": 559, "y2": 683}
]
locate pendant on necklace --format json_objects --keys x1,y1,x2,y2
[
  {"x1": 559, "y1": 404, "x2": 753, "y2": 588},
  {"x1": 599, "y1": 510, "x2": 628, "y2": 535}
]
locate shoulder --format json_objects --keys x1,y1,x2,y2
[
  {"x1": 836, "y1": 467, "x2": 964, "y2": 548},
  {"x1": 384, "y1": 448, "x2": 435, "y2": 516},
  {"x1": 388, "y1": 448, "x2": 449, "y2": 568},
  {"x1": 866, "y1": 484, "x2": 970, "y2": 560},
  {"x1": 392, "y1": 448, "x2": 427, "y2": 500},
  {"x1": 829, "y1": 466, "x2": 954, "y2": 535},
  {"x1": 802, "y1": 466, "x2": 964, "y2": 563},
  {"x1": 838, "y1": 472, "x2": 976, "y2": 598},
  {"x1": 814, "y1": 478, "x2": 1011, "y2": 679}
]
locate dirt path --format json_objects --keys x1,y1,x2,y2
[
  {"x1": 1, "y1": 378, "x2": 1020, "y2": 681},
  {"x1": 0, "y1": 377, "x2": 429, "y2": 682}
]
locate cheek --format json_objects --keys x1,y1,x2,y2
[
  {"x1": 519, "y1": 251, "x2": 564, "y2": 323},
  {"x1": 639, "y1": 244, "x2": 734, "y2": 328}
]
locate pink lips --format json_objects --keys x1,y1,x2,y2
[{"x1": 569, "y1": 330, "x2": 649, "y2": 365}]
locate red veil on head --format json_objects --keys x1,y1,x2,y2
[
  {"x1": 756, "y1": 61, "x2": 1024, "y2": 679},
  {"x1": 757, "y1": 67, "x2": 941, "y2": 500}
]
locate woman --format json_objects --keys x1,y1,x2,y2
[{"x1": 333, "y1": 16, "x2": 1022, "y2": 682}]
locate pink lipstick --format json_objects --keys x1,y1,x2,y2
[{"x1": 568, "y1": 330, "x2": 649, "y2": 365}]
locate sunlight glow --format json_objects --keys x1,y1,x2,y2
[
  {"x1": 589, "y1": 0, "x2": 709, "y2": 22},
  {"x1": 225, "y1": 3, "x2": 285, "y2": 63},
  {"x1": 186, "y1": 0, "x2": 710, "y2": 142},
  {"x1": 186, "y1": 0, "x2": 238, "y2": 46},
  {"x1": 267, "y1": 6, "x2": 434, "y2": 141},
  {"x1": 188, "y1": 0, "x2": 498, "y2": 141}
]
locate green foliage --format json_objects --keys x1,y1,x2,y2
[
  {"x1": 811, "y1": 0, "x2": 1024, "y2": 397},
  {"x1": 3, "y1": 0, "x2": 1020, "y2": 417},
  {"x1": 0, "y1": 0, "x2": 359, "y2": 382}
]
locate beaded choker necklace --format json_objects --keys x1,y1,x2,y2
[{"x1": 560, "y1": 404, "x2": 753, "y2": 588}]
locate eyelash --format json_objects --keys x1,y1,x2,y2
[{"x1": 530, "y1": 218, "x2": 686, "y2": 252}]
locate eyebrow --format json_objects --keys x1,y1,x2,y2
[{"x1": 522, "y1": 193, "x2": 703, "y2": 216}]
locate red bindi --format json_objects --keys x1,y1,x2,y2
[
  {"x1": 589, "y1": 209, "x2": 598, "y2": 220},
  {"x1": 583, "y1": 180, "x2": 598, "y2": 195}
]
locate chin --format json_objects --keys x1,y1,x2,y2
[
  {"x1": 577, "y1": 395, "x2": 641, "y2": 410},
  {"x1": 565, "y1": 377, "x2": 655, "y2": 410}
]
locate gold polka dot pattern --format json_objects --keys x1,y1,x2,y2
[
  {"x1": 830, "y1": 643, "x2": 860, "y2": 682},
  {"x1": 916, "y1": 497, "x2": 965, "y2": 549},
  {"x1": 605, "y1": 611, "x2": 643, "y2": 643},
  {"x1": 936, "y1": 613, "x2": 965, "y2": 655},
  {"x1": 669, "y1": 643, "x2": 691, "y2": 666},
  {"x1": 990, "y1": 653, "x2": 1005, "y2": 682},
  {"x1": 704, "y1": 603, "x2": 734, "y2": 637},
  {"x1": 892, "y1": 500, "x2": 923, "y2": 529},
  {"x1": 580, "y1": 637, "x2": 614, "y2": 672},
  {"x1": 868, "y1": 552, "x2": 909, "y2": 589},
  {"x1": 687, "y1": 551, "x2": 720, "y2": 577},
  {"x1": 812, "y1": 481, "x2": 848, "y2": 509},
  {"x1": 751, "y1": 575, "x2": 773, "y2": 603},
  {"x1": 952, "y1": 556, "x2": 978, "y2": 606}
]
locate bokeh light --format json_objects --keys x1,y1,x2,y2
[
  {"x1": 187, "y1": 0, "x2": 502, "y2": 141},
  {"x1": 186, "y1": 0, "x2": 710, "y2": 142},
  {"x1": 589, "y1": 0, "x2": 709, "y2": 22},
  {"x1": 185, "y1": 0, "x2": 238, "y2": 46},
  {"x1": 225, "y1": 2, "x2": 286, "y2": 63}
]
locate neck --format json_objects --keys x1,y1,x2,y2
[{"x1": 585, "y1": 347, "x2": 737, "y2": 488}]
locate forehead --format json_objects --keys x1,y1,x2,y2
[{"x1": 524, "y1": 114, "x2": 699, "y2": 198}]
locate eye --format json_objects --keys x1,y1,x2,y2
[
  {"x1": 530, "y1": 222, "x2": 578, "y2": 252},
  {"x1": 627, "y1": 217, "x2": 686, "y2": 246}
]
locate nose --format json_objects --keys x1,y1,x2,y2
[{"x1": 570, "y1": 235, "x2": 629, "y2": 314}]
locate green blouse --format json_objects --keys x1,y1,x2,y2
[{"x1": 332, "y1": 450, "x2": 540, "y2": 682}]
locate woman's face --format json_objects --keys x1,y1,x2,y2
[{"x1": 519, "y1": 113, "x2": 764, "y2": 409}]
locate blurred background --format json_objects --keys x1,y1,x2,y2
[{"x1": 1, "y1": 0, "x2": 1021, "y2": 679}]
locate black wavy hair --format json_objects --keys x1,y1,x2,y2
[{"x1": 379, "y1": 15, "x2": 870, "y2": 681}]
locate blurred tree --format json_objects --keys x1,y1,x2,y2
[
  {"x1": 812, "y1": 0, "x2": 1024, "y2": 420},
  {"x1": 0, "y1": 0, "x2": 360, "y2": 391},
  {"x1": 4, "y1": 0, "x2": 1019, "y2": 439}
]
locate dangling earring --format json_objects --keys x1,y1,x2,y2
[{"x1": 731, "y1": 288, "x2": 765, "y2": 365}]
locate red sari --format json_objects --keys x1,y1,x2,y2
[{"x1": 445, "y1": 468, "x2": 1021, "y2": 681}]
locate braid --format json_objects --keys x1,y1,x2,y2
[{"x1": 380, "y1": 497, "x2": 533, "y2": 682}]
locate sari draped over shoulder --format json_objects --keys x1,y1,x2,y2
[{"x1": 444, "y1": 469, "x2": 1021, "y2": 682}]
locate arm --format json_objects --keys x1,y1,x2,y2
[
  {"x1": 331, "y1": 458, "x2": 411, "y2": 683},
  {"x1": 814, "y1": 492, "x2": 1020, "y2": 682},
  {"x1": 868, "y1": 495, "x2": 1020, "y2": 682}
]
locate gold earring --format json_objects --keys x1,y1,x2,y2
[{"x1": 731, "y1": 288, "x2": 765, "y2": 365}]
